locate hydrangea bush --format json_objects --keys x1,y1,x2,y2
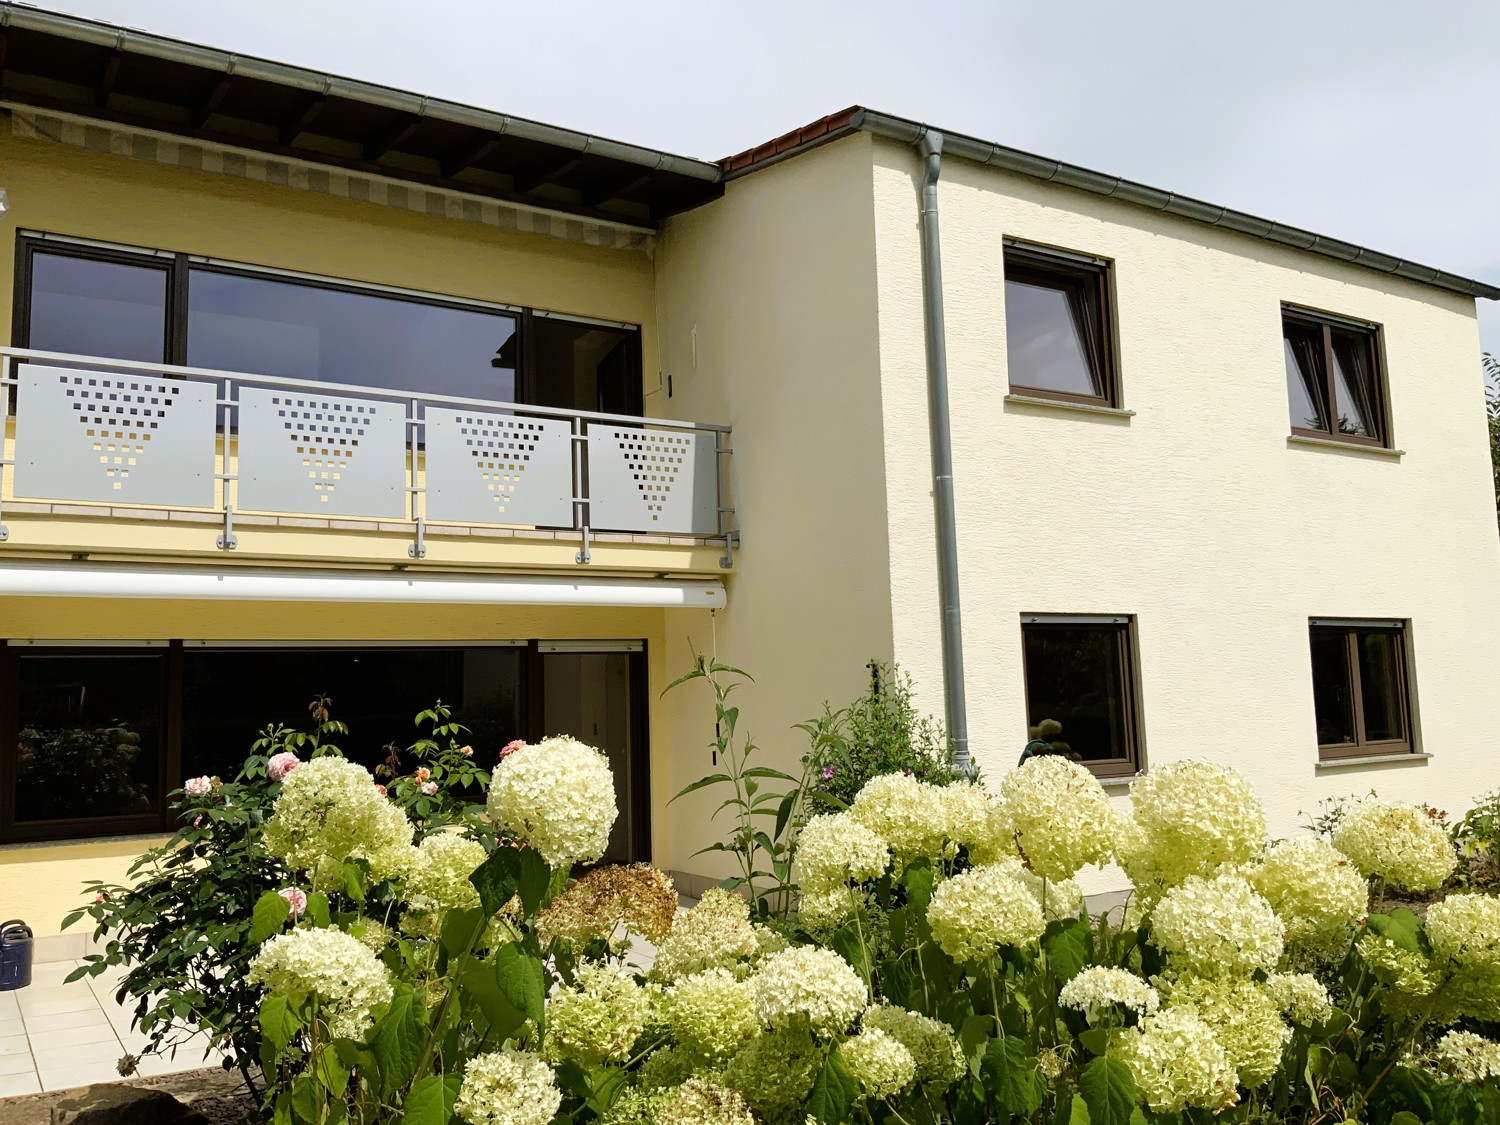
[{"x1": 64, "y1": 679, "x2": 1500, "y2": 1125}]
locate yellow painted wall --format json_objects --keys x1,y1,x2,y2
[
  {"x1": 868, "y1": 136, "x2": 1500, "y2": 891},
  {"x1": 0, "y1": 597, "x2": 672, "y2": 937},
  {"x1": 653, "y1": 134, "x2": 897, "y2": 883}
]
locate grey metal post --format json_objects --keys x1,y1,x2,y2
[{"x1": 916, "y1": 129, "x2": 970, "y2": 771}]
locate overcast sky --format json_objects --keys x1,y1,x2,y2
[{"x1": 39, "y1": 0, "x2": 1500, "y2": 358}]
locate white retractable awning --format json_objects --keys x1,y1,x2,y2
[{"x1": 0, "y1": 563, "x2": 725, "y2": 609}]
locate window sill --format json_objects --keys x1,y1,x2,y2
[
  {"x1": 1287, "y1": 434, "x2": 1404, "y2": 459},
  {"x1": 1097, "y1": 774, "x2": 1138, "y2": 789},
  {"x1": 1315, "y1": 752, "x2": 1431, "y2": 772},
  {"x1": 1004, "y1": 394, "x2": 1135, "y2": 421}
]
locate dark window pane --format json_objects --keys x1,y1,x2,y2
[
  {"x1": 28, "y1": 252, "x2": 168, "y2": 363},
  {"x1": 1310, "y1": 628, "x2": 1356, "y2": 745},
  {"x1": 1022, "y1": 625, "x2": 1130, "y2": 763},
  {"x1": 1330, "y1": 331, "x2": 1378, "y2": 439},
  {"x1": 1004, "y1": 273, "x2": 1103, "y2": 398},
  {"x1": 186, "y1": 271, "x2": 518, "y2": 402},
  {"x1": 542, "y1": 651, "x2": 640, "y2": 862},
  {"x1": 181, "y1": 648, "x2": 522, "y2": 782},
  {"x1": 16, "y1": 654, "x2": 164, "y2": 821},
  {"x1": 1283, "y1": 322, "x2": 1328, "y2": 431},
  {"x1": 1356, "y1": 630, "x2": 1405, "y2": 741},
  {"x1": 530, "y1": 318, "x2": 641, "y2": 415}
]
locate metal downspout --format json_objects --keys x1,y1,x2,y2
[{"x1": 915, "y1": 129, "x2": 970, "y2": 771}]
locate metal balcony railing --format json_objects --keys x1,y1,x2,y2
[{"x1": 0, "y1": 348, "x2": 735, "y2": 566}]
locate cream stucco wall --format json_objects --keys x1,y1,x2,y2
[
  {"x1": 868, "y1": 136, "x2": 1500, "y2": 890},
  {"x1": 653, "y1": 134, "x2": 898, "y2": 883}
]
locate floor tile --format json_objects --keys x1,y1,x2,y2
[
  {"x1": 28, "y1": 1022, "x2": 121, "y2": 1051},
  {"x1": 20, "y1": 1008, "x2": 113, "y2": 1034},
  {"x1": 0, "y1": 993, "x2": 20, "y2": 1019},
  {"x1": 0, "y1": 1070, "x2": 42, "y2": 1096},
  {"x1": 0, "y1": 1052, "x2": 36, "y2": 1076},
  {"x1": 37, "y1": 1063, "x2": 122, "y2": 1093},
  {"x1": 16, "y1": 993, "x2": 101, "y2": 1018},
  {"x1": 0, "y1": 1035, "x2": 33, "y2": 1057},
  {"x1": 0, "y1": 1018, "x2": 24, "y2": 1040}
]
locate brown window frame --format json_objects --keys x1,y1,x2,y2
[
  {"x1": 1282, "y1": 305, "x2": 1390, "y2": 448},
  {"x1": 1308, "y1": 619, "x2": 1415, "y2": 761},
  {"x1": 1003, "y1": 240, "x2": 1119, "y2": 408},
  {"x1": 1019, "y1": 614, "x2": 1144, "y2": 779}
]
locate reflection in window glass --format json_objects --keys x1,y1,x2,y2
[
  {"x1": 530, "y1": 318, "x2": 641, "y2": 415},
  {"x1": 1357, "y1": 630, "x2": 1405, "y2": 742},
  {"x1": 27, "y1": 253, "x2": 168, "y2": 363},
  {"x1": 1022, "y1": 623, "x2": 1132, "y2": 765},
  {"x1": 1309, "y1": 628, "x2": 1355, "y2": 746},
  {"x1": 16, "y1": 654, "x2": 164, "y2": 821},
  {"x1": 1283, "y1": 322, "x2": 1328, "y2": 431},
  {"x1": 186, "y1": 271, "x2": 519, "y2": 402},
  {"x1": 1004, "y1": 276, "x2": 1102, "y2": 398},
  {"x1": 542, "y1": 651, "x2": 638, "y2": 863}
]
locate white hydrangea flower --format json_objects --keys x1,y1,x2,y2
[
  {"x1": 248, "y1": 927, "x2": 393, "y2": 1040},
  {"x1": 1120, "y1": 761, "x2": 1266, "y2": 892},
  {"x1": 1263, "y1": 972, "x2": 1334, "y2": 1026},
  {"x1": 1166, "y1": 976, "x2": 1292, "y2": 1088},
  {"x1": 1357, "y1": 934, "x2": 1441, "y2": 998},
  {"x1": 753, "y1": 946, "x2": 867, "y2": 1037},
  {"x1": 1150, "y1": 873, "x2": 1285, "y2": 978},
  {"x1": 404, "y1": 832, "x2": 486, "y2": 916},
  {"x1": 1014, "y1": 866, "x2": 1085, "y2": 921},
  {"x1": 862, "y1": 1005, "x2": 965, "y2": 1088},
  {"x1": 940, "y1": 781, "x2": 1009, "y2": 859},
  {"x1": 838, "y1": 1027, "x2": 917, "y2": 1097},
  {"x1": 454, "y1": 1049, "x2": 561, "y2": 1125},
  {"x1": 1247, "y1": 836, "x2": 1367, "y2": 950},
  {"x1": 849, "y1": 773, "x2": 949, "y2": 862},
  {"x1": 1000, "y1": 757, "x2": 1117, "y2": 880},
  {"x1": 721, "y1": 1025, "x2": 822, "y2": 1118},
  {"x1": 486, "y1": 736, "x2": 618, "y2": 868},
  {"x1": 1431, "y1": 1030, "x2": 1500, "y2": 1084},
  {"x1": 926, "y1": 862, "x2": 1046, "y2": 963},
  {"x1": 263, "y1": 755, "x2": 415, "y2": 889},
  {"x1": 1058, "y1": 967, "x2": 1160, "y2": 1023},
  {"x1": 1118, "y1": 1008, "x2": 1239, "y2": 1113},
  {"x1": 345, "y1": 917, "x2": 395, "y2": 954},
  {"x1": 662, "y1": 968, "x2": 758, "y2": 1061},
  {"x1": 795, "y1": 886, "x2": 859, "y2": 935},
  {"x1": 1332, "y1": 800, "x2": 1456, "y2": 891},
  {"x1": 793, "y1": 812, "x2": 889, "y2": 894},
  {"x1": 544, "y1": 962, "x2": 652, "y2": 1066},
  {"x1": 648, "y1": 889, "x2": 761, "y2": 983},
  {"x1": 1425, "y1": 893, "x2": 1500, "y2": 971},
  {"x1": 657, "y1": 1077, "x2": 756, "y2": 1125}
]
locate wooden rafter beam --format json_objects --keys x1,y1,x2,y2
[
  {"x1": 440, "y1": 133, "x2": 499, "y2": 179},
  {"x1": 191, "y1": 75, "x2": 233, "y2": 127},
  {"x1": 94, "y1": 49, "x2": 121, "y2": 108},
  {"x1": 363, "y1": 113, "x2": 421, "y2": 162},
  {"x1": 512, "y1": 154, "x2": 582, "y2": 195},
  {"x1": 582, "y1": 170, "x2": 653, "y2": 209},
  {"x1": 279, "y1": 94, "x2": 326, "y2": 145}
]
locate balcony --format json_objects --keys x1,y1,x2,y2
[{"x1": 0, "y1": 348, "x2": 734, "y2": 569}]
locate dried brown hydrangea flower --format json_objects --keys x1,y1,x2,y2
[{"x1": 536, "y1": 863, "x2": 678, "y2": 948}]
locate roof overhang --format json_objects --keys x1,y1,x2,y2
[
  {"x1": 0, "y1": 3, "x2": 723, "y2": 223},
  {"x1": 0, "y1": 563, "x2": 725, "y2": 609}
]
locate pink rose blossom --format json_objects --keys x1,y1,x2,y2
[
  {"x1": 500, "y1": 739, "x2": 527, "y2": 760},
  {"x1": 420, "y1": 781, "x2": 438, "y2": 796},
  {"x1": 267, "y1": 753, "x2": 300, "y2": 782},
  {"x1": 414, "y1": 767, "x2": 431, "y2": 782},
  {"x1": 459, "y1": 745, "x2": 474, "y2": 757},
  {"x1": 193, "y1": 815, "x2": 204, "y2": 828},
  {"x1": 278, "y1": 888, "x2": 308, "y2": 918},
  {"x1": 183, "y1": 776, "x2": 214, "y2": 798},
  {"x1": 94, "y1": 892, "x2": 107, "y2": 905},
  {"x1": 374, "y1": 784, "x2": 387, "y2": 797}
]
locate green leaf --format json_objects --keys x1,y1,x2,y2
[
  {"x1": 342, "y1": 862, "x2": 367, "y2": 905},
  {"x1": 250, "y1": 890, "x2": 290, "y2": 945},
  {"x1": 1388, "y1": 1114, "x2": 1425, "y2": 1125},
  {"x1": 1042, "y1": 918, "x2": 1092, "y2": 984},
  {"x1": 306, "y1": 892, "x2": 331, "y2": 929},
  {"x1": 370, "y1": 985, "x2": 428, "y2": 1097},
  {"x1": 669, "y1": 773, "x2": 734, "y2": 803},
  {"x1": 742, "y1": 766, "x2": 798, "y2": 781},
  {"x1": 458, "y1": 960, "x2": 527, "y2": 1041},
  {"x1": 313, "y1": 1044, "x2": 350, "y2": 1096},
  {"x1": 1067, "y1": 1093, "x2": 1092, "y2": 1125},
  {"x1": 259, "y1": 994, "x2": 299, "y2": 1053},
  {"x1": 804, "y1": 1052, "x2": 858, "y2": 1125},
  {"x1": 469, "y1": 845, "x2": 524, "y2": 916},
  {"x1": 401, "y1": 1074, "x2": 463, "y2": 1124},
  {"x1": 1078, "y1": 1027, "x2": 1110, "y2": 1057},
  {"x1": 902, "y1": 861, "x2": 936, "y2": 914},
  {"x1": 290, "y1": 1076, "x2": 323, "y2": 1123},
  {"x1": 1079, "y1": 1056, "x2": 1136, "y2": 1125},
  {"x1": 494, "y1": 940, "x2": 546, "y2": 1029},
  {"x1": 439, "y1": 907, "x2": 486, "y2": 960},
  {"x1": 831, "y1": 924, "x2": 872, "y2": 985},
  {"x1": 1366, "y1": 908, "x2": 1425, "y2": 954},
  {"x1": 981, "y1": 1036, "x2": 1044, "y2": 1118},
  {"x1": 517, "y1": 847, "x2": 552, "y2": 915},
  {"x1": 774, "y1": 791, "x2": 798, "y2": 842}
]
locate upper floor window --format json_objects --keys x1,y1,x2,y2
[
  {"x1": 1282, "y1": 306, "x2": 1387, "y2": 446},
  {"x1": 1020, "y1": 614, "x2": 1142, "y2": 778},
  {"x1": 13, "y1": 235, "x2": 640, "y2": 416},
  {"x1": 1003, "y1": 241, "x2": 1117, "y2": 407},
  {"x1": 1308, "y1": 618, "x2": 1414, "y2": 759}
]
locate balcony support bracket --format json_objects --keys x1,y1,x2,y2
[
  {"x1": 719, "y1": 530, "x2": 737, "y2": 569},
  {"x1": 409, "y1": 517, "x2": 427, "y2": 559},
  {"x1": 576, "y1": 523, "x2": 591, "y2": 565}
]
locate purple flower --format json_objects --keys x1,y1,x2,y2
[{"x1": 821, "y1": 764, "x2": 837, "y2": 780}]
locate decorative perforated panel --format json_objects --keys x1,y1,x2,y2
[
  {"x1": 424, "y1": 409, "x2": 574, "y2": 527},
  {"x1": 11, "y1": 363, "x2": 217, "y2": 508},
  {"x1": 236, "y1": 388, "x2": 407, "y2": 519},
  {"x1": 586, "y1": 427, "x2": 719, "y2": 535}
]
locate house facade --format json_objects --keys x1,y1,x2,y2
[{"x1": 2, "y1": 7, "x2": 1497, "y2": 941}]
